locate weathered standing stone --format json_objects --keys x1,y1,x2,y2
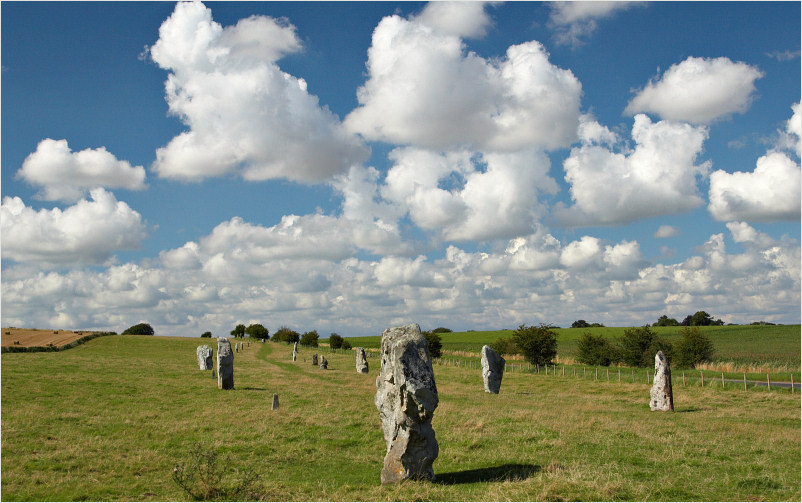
[
  {"x1": 356, "y1": 347, "x2": 369, "y2": 374},
  {"x1": 320, "y1": 356, "x2": 328, "y2": 370},
  {"x1": 480, "y1": 345, "x2": 505, "y2": 394},
  {"x1": 292, "y1": 341, "x2": 298, "y2": 361},
  {"x1": 375, "y1": 323, "x2": 439, "y2": 484},
  {"x1": 272, "y1": 394, "x2": 279, "y2": 410},
  {"x1": 217, "y1": 338, "x2": 234, "y2": 390},
  {"x1": 650, "y1": 350, "x2": 674, "y2": 411},
  {"x1": 196, "y1": 345, "x2": 213, "y2": 370},
  {"x1": 312, "y1": 354, "x2": 318, "y2": 366}
]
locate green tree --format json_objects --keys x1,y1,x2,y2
[
  {"x1": 617, "y1": 326, "x2": 672, "y2": 367},
  {"x1": 576, "y1": 332, "x2": 617, "y2": 366},
  {"x1": 422, "y1": 331, "x2": 443, "y2": 359},
  {"x1": 571, "y1": 320, "x2": 591, "y2": 328},
  {"x1": 200, "y1": 331, "x2": 212, "y2": 338},
  {"x1": 328, "y1": 333, "x2": 344, "y2": 349},
  {"x1": 122, "y1": 323, "x2": 154, "y2": 335},
  {"x1": 341, "y1": 339, "x2": 352, "y2": 351},
  {"x1": 230, "y1": 324, "x2": 246, "y2": 338},
  {"x1": 512, "y1": 324, "x2": 558, "y2": 366},
  {"x1": 674, "y1": 326, "x2": 715, "y2": 368},
  {"x1": 489, "y1": 337, "x2": 519, "y2": 356},
  {"x1": 245, "y1": 324, "x2": 269, "y2": 340},
  {"x1": 273, "y1": 326, "x2": 299, "y2": 344},
  {"x1": 431, "y1": 327, "x2": 452, "y2": 334},
  {"x1": 683, "y1": 311, "x2": 724, "y2": 326},
  {"x1": 299, "y1": 330, "x2": 319, "y2": 347},
  {"x1": 655, "y1": 315, "x2": 679, "y2": 326}
]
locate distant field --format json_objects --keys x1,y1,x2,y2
[
  {"x1": 1, "y1": 335, "x2": 799, "y2": 501},
  {"x1": 1, "y1": 327, "x2": 99, "y2": 348},
  {"x1": 342, "y1": 325, "x2": 801, "y2": 371}
]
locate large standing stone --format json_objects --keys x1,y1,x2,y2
[
  {"x1": 217, "y1": 338, "x2": 234, "y2": 390},
  {"x1": 375, "y1": 323, "x2": 439, "y2": 484},
  {"x1": 480, "y1": 345, "x2": 505, "y2": 394},
  {"x1": 196, "y1": 345, "x2": 213, "y2": 370},
  {"x1": 320, "y1": 356, "x2": 328, "y2": 370},
  {"x1": 312, "y1": 354, "x2": 318, "y2": 366},
  {"x1": 650, "y1": 350, "x2": 674, "y2": 412},
  {"x1": 356, "y1": 347, "x2": 369, "y2": 374},
  {"x1": 292, "y1": 341, "x2": 298, "y2": 361}
]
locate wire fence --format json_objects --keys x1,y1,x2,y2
[{"x1": 430, "y1": 357, "x2": 800, "y2": 393}]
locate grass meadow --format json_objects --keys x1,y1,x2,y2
[{"x1": 2, "y1": 334, "x2": 800, "y2": 501}]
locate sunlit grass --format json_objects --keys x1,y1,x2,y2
[{"x1": 2, "y1": 335, "x2": 799, "y2": 501}]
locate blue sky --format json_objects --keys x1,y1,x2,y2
[{"x1": 2, "y1": 1, "x2": 800, "y2": 337}]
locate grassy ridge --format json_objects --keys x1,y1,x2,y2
[
  {"x1": 343, "y1": 325, "x2": 801, "y2": 370},
  {"x1": 2, "y1": 335, "x2": 800, "y2": 501}
]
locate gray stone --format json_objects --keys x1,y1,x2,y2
[
  {"x1": 292, "y1": 351, "x2": 297, "y2": 361},
  {"x1": 375, "y1": 323, "x2": 438, "y2": 484},
  {"x1": 293, "y1": 342, "x2": 299, "y2": 353},
  {"x1": 320, "y1": 356, "x2": 328, "y2": 370},
  {"x1": 650, "y1": 350, "x2": 674, "y2": 412},
  {"x1": 312, "y1": 354, "x2": 318, "y2": 366},
  {"x1": 217, "y1": 338, "x2": 234, "y2": 390},
  {"x1": 272, "y1": 394, "x2": 279, "y2": 410},
  {"x1": 356, "y1": 347, "x2": 369, "y2": 373},
  {"x1": 480, "y1": 345, "x2": 505, "y2": 394},
  {"x1": 196, "y1": 345, "x2": 213, "y2": 370}
]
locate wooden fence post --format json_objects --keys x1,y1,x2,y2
[
  {"x1": 700, "y1": 371, "x2": 704, "y2": 387},
  {"x1": 767, "y1": 373, "x2": 771, "y2": 391},
  {"x1": 631, "y1": 369, "x2": 634, "y2": 383},
  {"x1": 562, "y1": 365, "x2": 565, "y2": 376},
  {"x1": 721, "y1": 372, "x2": 725, "y2": 389},
  {"x1": 618, "y1": 369, "x2": 621, "y2": 383},
  {"x1": 682, "y1": 371, "x2": 685, "y2": 387},
  {"x1": 595, "y1": 367, "x2": 598, "y2": 381},
  {"x1": 792, "y1": 374, "x2": 795, "y2": 394}
]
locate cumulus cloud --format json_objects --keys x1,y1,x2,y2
[
  {"x1": 344, "y1": 4, "x2": 582, "y2": 151},
  {"x1": 709, "y1": 103, "x2": 801, "y2": 222},
  {"x1": 549, "y1": 1, "x2": 643, "y2": 47},
  {"x1": 625, "y1": 56, "x2": 764, "y2": 124},
  {"x1": 654, "y1": 225, "x2": 680, "y2": 238},
  {"x1": 16, "y1": 139, "x2": 146, "y2": 202},
  {"x1": 149, "y1": 1, "x2": 368, "y2": 182},
  {"x1": 555, "y1": 114, "x2": 710, "y2": 226},
  {"x1": 1, "y1": 188, "x2": 147, "y2": 266}
]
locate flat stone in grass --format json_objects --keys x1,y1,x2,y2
[
  {"x1": 356, "y1": 347, "x2": 369, "y2": 373},
  {"x1": 650, "y1": 350, "x2": 674, "y2": 412},
  {"x1": 217, "y1": 338, "x2": 234, "y2": 390},
  {"x1": 196, "y1": 345, "x2": 213, "y2": 370},
  {"x1": 481, "y1": 345, "x2": 505, "y2": 394},
  {"x1": 375, "y1": 323, "x2": 439, "y2": 484}
]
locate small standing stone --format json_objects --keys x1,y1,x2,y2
[
  {"x1": 356, "y1": 347, "x2": 369, "y2": 373},
  {"x1": 272, "y1": 394, "x2": 279, "y2": 410},
  {"x1": 292, "y1": 342, "x2": 298, "y2": 361},
  {"x1": 375, "y1": 323, "x2": 438, "y2": 484},
  {"x1": 217, "y1": 338, "x2": 234, "y2": 390},
  {"x1": 196, "y1": 345, "x2": 213, "y2": 370},
  {"x1": 312, "y1": 354, "x2": 318, "y2": 366},
  {"x1": 650, "y1": 350, "x2": 674, "y2": 412},
  {"x1": 320, "y1": 356, "x2": 328, "y2": 370},
  {"x1": 481, "y1": 345, "x2": 505, "y2": 394}
]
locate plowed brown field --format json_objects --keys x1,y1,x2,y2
[{"x1": 1, "y1": 328, "x2": 95, "y2": 348}]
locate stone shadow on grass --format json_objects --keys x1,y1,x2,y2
[{"x1": 436, "y1": 463, "x2": 541, "y2": 485}]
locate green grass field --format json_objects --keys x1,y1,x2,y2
[
  {"x1": 2, "y1": 334, "x2": 800, "y2": 501},
  {"x1": 342, "y1": 325, "x2": 802, "y2": 371}
]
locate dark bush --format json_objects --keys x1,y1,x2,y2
[
  {"x1": 272, "y1": 326, "x2": 299, "y2": 344},
  {"x1": 422, "y1": 331, "x2": 443, "y2": 359},
  {"x1": 329, "y1": 333, "x2": 344, "y2": 349},
  {"x1": 576, "y1": 332, "x2": 617, "y2": 366},
  {"x1": 300, "y1": 330, "x2": 319, "y2": 347},
  {"x1": 431, "y1": 327, "x2": 452, "y2": 334},
  {"x1": 489, "y1": 337, "x2": 519, "y2": 356},
  {"x1": 122, "y1": 323, "x2": 154, "y2": 335},
  {"x1": 201, "y1": 331, "x2": 212, "y2": 338},
  {"x1": 617, "y1": 326, "x2": 673, "y2": 367},
  {"x1": 571, "y1": 320, "x2": 590, "y2": 328},
  {"x1": 654, "y1": 315, "x2": 679, "y2": 326},
  {"x1": 512, "y1": 324, "x2": 558, "y2": 366},
  {"x1": 673, "y1": 326, "x2": 714, "y2": 368},
  {"x1": 245, "y1": 324, "x2": 269, "y2": 340},
  {"x1": 341, "y1": 339, "x2": 352, "y2": 351}
]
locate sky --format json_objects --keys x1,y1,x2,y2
[{"x1": 2, "y1": 1, "x2": 800, "y2": 338}]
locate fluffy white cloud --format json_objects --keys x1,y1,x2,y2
[
  {"x1": 708, "y1": 152, "x2": 800, "y2": 221},
  {"x1": 16, "y1": 139, "x2": 146, "y2": 202},
  {"x1": 0, "y1": 188, "x2": 147, "y2": 266},
  {"x1": 344, "y1": 5, "x2": 582, "y2": 151},
  {"x1": 549, "y1": 1, "x2": 643, "y2": 47},
  {"x1": 380, "y1": 147, "x2": 558, "y2": 242},
  {"x1": 149, "y1": 1, "x2": 367, "y2": 182},
  {"x1": 709, "y1": 103, "x2": 801, "y2": 222},
  {"x1": 555, "y1": 114, "x2": 710, "y2": 226},
  {"x1": 416, "y1": 1, "x2": 493, "y2": 39},
  {"x1": 625, "y1": 56, "x2": 764, "y2": 124},
  {"x1": 654, "y1": 225, "x2": 680, "y2": 238}
]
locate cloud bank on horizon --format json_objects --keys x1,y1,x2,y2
[{"x1": 1, "y1": 1, "x2": 800, "y2": 337}]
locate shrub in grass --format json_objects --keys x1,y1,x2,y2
[
  {"x1": 300, "y1": 330, "x2": 319, "y2": 347},
  {"x1": 171, "y1": 443, "x2": 262, "y2": 501},
  {"x1": 617, "y1": 326, "x2": 673, "y2": 367},
  {"x1": 329, "y1": 333, "x2": 344, "y2": 349},
  {"x1": 673, "y1": 326, "x2": 715, "y2": 368},
  {"x1": 273, "y1": 326, "x2": 299, "y2": 344},
  {"x1": 341, "y1": 339, "x2": 352, "y2": 351},
  {"x1": 423, "y1": 331, "x2": 443, "y2": 358},
  {"x1": 122, "y1": 323, "x2": 154, "y2": 335},
  {"x1": 489, "y1": 337, "x2": 519, "y2": 356},
  {"x1": 244, "y1": 323, "x2": 269, "y2": 340},
  {"x1": 512, "y1": 324, "x2": 557, "y2": 366},
  {"x1": 576, "y1": 332, "x2": 617, "y2": 366}
]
